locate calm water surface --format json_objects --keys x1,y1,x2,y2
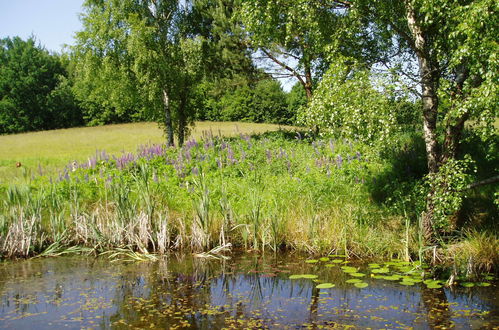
[{"x1": 0, "y1": 253, "x2": 497, "y2": 329}]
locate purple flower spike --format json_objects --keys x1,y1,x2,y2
[
  {"x1": 356, "y1": 151, "x2": 361, "y2": 161},
  {"x1": 192, "y1": 167, "x2": 199, "y2": 176},
  {"x1": 266, "y1": 150, "x2": 272, "y2": 162},
  {"x1": 329, "y1": 139, "x2": 334, "y2": 154},
  {"x1": 336, "y1": 155, "x2": 343, "y2": 168}
]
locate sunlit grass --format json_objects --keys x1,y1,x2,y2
[{"x1": 0, "y1": 121, "x2": 295, "y2": 183}]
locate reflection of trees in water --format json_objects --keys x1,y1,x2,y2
[{"x1": 421, "y1": 287, "x2": 452, "y2": 329}]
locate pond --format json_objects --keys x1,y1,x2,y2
[{"x1": 0, "y1": 253, "x2": 497, "y2": 329}]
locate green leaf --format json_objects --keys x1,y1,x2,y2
[
  {"x1": 354, "y1": 282, "x2": 368, "y2": 288},
  {"x1": 346, "y1": 279, "x2": 362, "y2": 284},
  {"x1": 316, "y1": 283, "x2": 335, "y2": 289}
]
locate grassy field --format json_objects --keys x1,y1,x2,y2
[{"x1": 0, "y1": 121, "x2": 294, "y2": 183}]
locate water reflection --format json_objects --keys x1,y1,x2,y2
[{"x1": 0, "y1": 253, "x2": 497, "y2": 329}]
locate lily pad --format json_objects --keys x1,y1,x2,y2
[
  {"x1": 484, "y1": 275, "x2": 495, "y2": 281},
  {"x1": 341, "y1": 266, "x2": 358, "y2": 273},
  {"x1": 289, "y1": 275, "x2": 304, "y2": 280},
  {"x1": 477, "y1": 282, "x2": 491, "y2": 287},
  {"x1": 349, "y1": 272, "x2": 366, "y2": 277},
  {"x1": 426, "y1": 282, "x2": 442, "y2": 289},
  {"x1": 382, "y1": 275, "x2": 401, "y2": 281},
  {"x1": 346, "y1": 279, "x2": 362, "y2": 284},
  {"x1": 331, "y1": 259, "x2": 344, "y2": 264},
  {"x1": 354, "y1": 282, "x2": 368, "y2": 288},
  {"x1": 316, "y1": 283, "x2": 335, "y2": 289},
  {"x1": 368, "y1": 263, "x2": 380, "y2": 268},
  {"x1": 319, "y1": 257, "x2": 330, "y2": 262},
  {"x1": 461, "y1": 282, "x2": 475, "y2": 288},
  {"x1": 325, "y1": 264, "x2": 335, "y2": 268},
  {"x1": 301, "y1": 274, "x2": 319, "y2": 279},
  {"x1": 371, "y1": 268, "x2": 390, "y2": 274},
  {"x1": 399, "y1": 281, "x2": 415, "y2": 286},
  {"x1": 305, "y1": 259, "x2": 319, "y2": 264}
]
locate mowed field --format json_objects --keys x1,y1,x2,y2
[{"x1": 0, "y1": 121, "x2": 295, "y2": 182}]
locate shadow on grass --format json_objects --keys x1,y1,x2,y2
[{"x1": 367, "y1": 129, "x2": 497, "y2": 230}]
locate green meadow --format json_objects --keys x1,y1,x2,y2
[{"x1": 0, "y1": 121, "x2": 294, "y2": 182}]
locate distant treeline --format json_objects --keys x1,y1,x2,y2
[{"x1": 0, "y1": 36, "x2": 305, "y2": 134}]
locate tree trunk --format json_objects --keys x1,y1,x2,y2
[
  {"x1": 303, "y1": 56, "x2": 313, "y2": 102},
  {"x1": 163, "y1": 89, "x2": 174, "y2": 147},
  {"x1": 405, "y1": 0, "x2": 441, "y2": 245},
  {"x1": 177, "y1": 94, "x2": 187, "y2": 147}
]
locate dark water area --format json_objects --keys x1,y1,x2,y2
[{"x1": 0, "y1": 253, "x2": 497, "y2": 329}]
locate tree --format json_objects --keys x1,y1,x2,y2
[
  {"x1": 0, "y1": 37, "x2": 83, "y2": 134},
  {"x1": 73, "y1": 0, "x2": 203, "y2": 146},
  {"x1": 349, "y1": 0, "x2": 497, "y2": 244},
  {"x1": 240, "y1": 0, "x2": 380, "y2": 103}
]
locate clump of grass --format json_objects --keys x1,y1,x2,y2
[{"x1": 446, "y1": 230, "x2": 499, "y2": 278}]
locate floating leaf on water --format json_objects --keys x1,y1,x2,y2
[
  {"x1": 477, "y1": 282, "x2": 491, "y2": 287},
  {"x1": 305, "y1": 259, "x2": 319, "y2": 264},
  {"x1": 346, "y1": 279, "x2": 362, "y2": 284},
  {"x1": 289, "y1": 275, "x2": 304, "y2": 279},
  {"x1": 354, "y1": 282, "x2": 368, "y2": 288},
  {"x1": 383, "y1": 275, "x2": 401, "y2": 281},
  {"x1": 461, "y1": 282, "x2": 475, "y2": 288},
  {"x1": 319, "y1": 257, "x2": 329, "y2": 262},
  {"x1": 484, "y1": 275, "x2": 494, "y2": 281},
  {"x1": 426, "y1": 283, "x2": 442, "y2": 289},
  {"x1": 349, "y1": 273, "x2": 366, "y2": 277},
  {"x1": 341, "y1": 266, "x2": 357, "y2": 273},
  {"x1": 371, "y1": 268, "x2": 390, "y2": 274},
  {"x1": 325, "y1": 264, "x2": 335, "y2": 268},
  {"x1": 301, "y1": 274, "x2": 319, "y2": 279},
  {"x1": 368, "y1": 263, "x2": 380, "y2": 268},
  {"x1": 399, "y1": 281, "x2": 415, "y2": 286},
  {"x1": 409, "y1": 278, "x2": 423, "y2": 283},
  {"x1": 332, "y1": 259, "x2": 344, "y2": 264},
  {"x1": 316, "y1": 283, "x2": 335, "y2": 289}
]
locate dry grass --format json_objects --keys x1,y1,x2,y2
[{"x1": 0, "y1": 121, "x2": 295, "y2": 182}]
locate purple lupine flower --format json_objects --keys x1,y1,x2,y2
[
  {"x1": 312, "y1": 142, "x2": 320, "y2": 156},
  {"x1": 192, "y1": 167, "x2": 199, "y2": 176},
  {"x1": 227, "y1": 145, "x2": 236, "y2": 164},
  {"x1": 84, "y1": 174, "x2": 89, "y2": 183},
  {"x1": 266, "y1": 149, "x2": 272, "y2": 162},
  {"x1": 221, "y1": 141, "x2": 227, "y2": 150},
  {"x1": 356, "y1": 151, "x2": 361, "y2": 161},
  {"x1": 185, "y1": 149, "x2": 192, "y2": 162},
  {"x1": 329, "y1": 139, "x2": 335, "y2": 154},
  {"x1": 64, "y1": 172, "x2": 70, "y2": 181},
  {"x1": 216, "y1": 158, "x2": 222, "y2": 169},
  {"x1": 287, "y1": 160, "x2": 292, "y2": 173},
  {"x1": 336, "y1": 155, "x2": 343, "y2": 168}
]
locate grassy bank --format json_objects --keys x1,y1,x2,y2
[{"x1": 0, "y1": 123, "x2": 496, "y2": 280}]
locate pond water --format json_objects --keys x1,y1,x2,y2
[{"x1": 0, "y1": 253, "x2": 497, "y2": 329}]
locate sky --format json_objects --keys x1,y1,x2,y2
[{"x1": 0, "y1": 0, "x2": 84, "y2": 53}]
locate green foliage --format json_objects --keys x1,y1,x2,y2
[
  {"x1": 0, "y1": 37, "x2": 83, "y2": 134},
  {"x1": 300, "y1": 59, "x2": 398, "y2": 145},
  {"x1": 425, "y1": 155, "x2": 476, "y2": 231},
  {"x1": 200, "y1": 79, "x2": 291, "y2": 124}
]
